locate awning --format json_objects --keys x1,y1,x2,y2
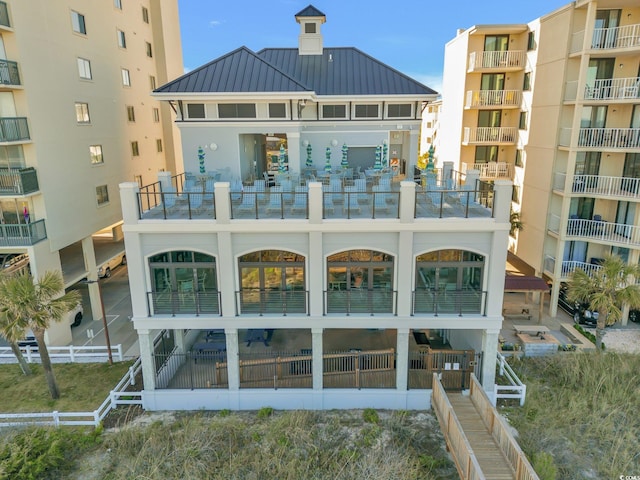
[{"x1": 504, "y1": 275, "x2": 549, "y2": 292}]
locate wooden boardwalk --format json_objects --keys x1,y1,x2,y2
[{"x1": 448, "y1": 393, "x2": 515, "y2": 479}]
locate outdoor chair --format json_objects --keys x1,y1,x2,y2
[
  {"x1": 291, "y1": 186, "x2": 308, "y2": 214},
  {"x1": 372, "y1": 186, "x2": 389, "y2": 214},
  {"x1": 330, "y1": 178, "x2": 344, "y2": 204},
  {"x1": 230, "y1": 179, "x2": 243, "y2": 202},
  {"x1": 321, "y1": 186, "x2": 335, "y2": 215},
  {"x1": 161, "y1": 186, "x2": 178, "y2": 210},
  {"x1": 236, "y1": 186, "x2": 257, "y2": 215},
  {"x1": 254, "y1": 179, "x2": 267, "y2": 203},
  {"x1": 266, "y1": 187, "x2": 283, "y2": 215}
]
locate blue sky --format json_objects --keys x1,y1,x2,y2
[{"x1": 177, "y1": 0, "x2": 569, "y2": 93}]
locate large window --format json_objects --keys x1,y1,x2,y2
[
  {"x1": 326, "y1": 250, "x2": 394, "y2": 314},
  {"x1": 387, "y1": 104, "x2": 412, "y2": 118},
  {"x1": 77, "y1": 58, "x2": 92, "y2": 79},
  {"x1": 321, "y1": 104, "x2": 347, "y2": 119},
  {"x1": 149, "y1": 251, "x2": 219, "y2": 315},
  {"x1": 218, "y1": 103, "x2": 256, "y2": 118},
  {"x1": 414, "y1": 250, "x2": 485, "y2": 315},
  {"x1": 71, "y1": 11, "x2": 86, "y2": 34},
  {"x1": 75, "y1": 102, "x2": 90, "y2": 123},
  {"x1": 268, "y1": 103, "x2": 286, "y2": 118},
  {"x1": 475, "y1": 146, "x2": 498, "y2": 163},
  {"x1": 187, "y1": 103, "x2": 205, "y2": 119},
  {"x1": 354, "y1": 104, "x2": 379, "y2": 118},
  {"x1": 238, "y1": 250, "x2": 306, "y2": 315}
]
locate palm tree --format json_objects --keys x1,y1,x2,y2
[
  {"x1": 509, "y1": 209, "x2": 524, "y2": 237},
  {"x1": 567, "y1": 255, "x2": 640, "y2": 350},
  {"x1": 0, "y1": 309, "x2": 33, "y2": 376},
  {"x1": 0, "y1": 271, "x2": 80, "y2": 399}
]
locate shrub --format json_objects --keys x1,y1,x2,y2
[
  {"x1": 362, "y1": 408, "x2": 379, "y2": 424},
  {"x1": 532, "y1": 451, "x2": 557, "y2": 480},
  {"x1": 257, "y1": 407, "x2": 273, "y2": 419}
]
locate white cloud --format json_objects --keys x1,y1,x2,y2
[
  {"x1": 209, "y1": 20, "x2": 222, "y2": 27},
  {"x1": 408, "y1": 73, "x2": 443, "y2": 94}
]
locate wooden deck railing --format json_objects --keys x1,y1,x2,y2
[
  {"x1": 431, "y1": 373, "x2": 485, "y2": 480},
  {"x1": 469, "y1": 374, "x2": 539, "y2": 480}
]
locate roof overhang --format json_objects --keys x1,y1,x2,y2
[
  {"x1": 467, "y1": 24, "x2": 529, "y2": 36},
  {"x1": 504, "y1": 275, "x2": 549, "y2": 292}
]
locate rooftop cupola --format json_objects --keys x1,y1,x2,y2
[{"x1": 295, "y1": 5, "x2": 326, "y2": 55}]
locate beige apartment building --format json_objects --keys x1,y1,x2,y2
[
  {"x1": 0, "y1": 0, "x2": 182, "y2": 344},
  {"x1": 438, "y1": 0, "x2": 640, "y2": 318}
]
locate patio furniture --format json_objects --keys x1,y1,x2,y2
[
  {"x1": 230, "y1": 179, "x2": 243, "y2": 201},
  {"x1": 372, "y1": 185, "x2": 390, "y2": 213},
  {"x1": 245, "y1": 328, "x2": 271, "y2": 346},
  {"x1": 266, "y1": 187, "x2": 283, "y2": 215},
  {"x1": 161, "y1": 186, "x2": 178, "y2": 210},
  {"x1": 330, "y1": 178, "x2": 343, "y2": 204},
  {"x1": 236, "y1": 186, "x2": 257, "y2": 214},
  {"x1": 291, "y1": 186, "x2": 308, "y2": 213}
]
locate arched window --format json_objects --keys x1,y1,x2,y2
[{"x1": 238, "y1": 250, "x2": 306, "y2": 314}]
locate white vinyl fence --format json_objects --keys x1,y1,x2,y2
[
  {"x1": 0, "y1": 344, "x2": 123, "y2": 364},
  {"x1": 494, "y1": 352, "x2": 526, "y2": 406}
]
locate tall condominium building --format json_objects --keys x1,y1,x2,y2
[
  {"x1": 0, "y1": 0, "x2": 183, "y2": 344},
  {"x1": 438, "y1": 0, "x2": 640, "y2": 319}
]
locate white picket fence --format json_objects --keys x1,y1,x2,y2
[
  {"x1": 0, "y1": 344, "x2": 123, "y2": 363},
  {"x1": 494, "y1": 352, "x2": 527, "y2": 406},
  {"x1": 0, "y1": 357, "x2": 143, "y2": 428}
]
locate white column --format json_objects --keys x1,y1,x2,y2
[
  {"x1": 399, "y1": 181, "x2": 416, "y2": 223},
  {"x1": 480, "y1": 329, "x2": 500, "y2": 390},
  {"x1": 138, "y1": 329, "x2": 156, "y2": 390},
  {"x1": 308, "y1": 182, "x2": 322, "y2": 224},
  {"x1": 396, "y1": 231, "x2": 413, "y2": 316},
  {"x1": 312, "y1": 328, "x2": 323, "y2": 390},
  {"x1": 485, "y1": 181, "x2": 511, "y2": 317},
  {"x1": 213, "y1": 182, "x2": 231, "y2": 224},
  {"x1": 174, "y1": 329, "x2": 186, "y2": 353},
  {"x1": 217, "y1": 231, "x2": 237, "y2": 318},
  {"x1": 81, "y1": 236, "x2": 102, "y2": 322},
  {"x1": 396, "y1": 329, "x2": 409, "y2": 391},
  {"x1": 287, "y1": 131, "x2": 301, "y2": 172},
  {"x1": 158, "y1": 171, "x2": 172, "y2": 191},
  {"x1": 308, "y1": 231, "x2": 323, "y2": 316},
  {"x1": 225, "y1": 329, "x2": 240, "y2": 390}
]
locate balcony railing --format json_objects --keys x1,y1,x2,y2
[
  {"x1": 559, "y1": 261, "x2": 602, "y2": 279},
  {"x1": 555, "y1": 172, "x2": 640, "y2": 200},
  {"x1": 591, "y1": 23, "x2": 640, "y2": 50},
  {"x1": 236, "y1": 289, "x2": 309, "y2": 315},
  {"x1": 0, "y1": 2, "x2": 9, "y2": 28},
  {"x1": 147, "y1": 291, "x2": 222, "y2": 316},
  {"x1": 412, "y1": 290, "x2": 487, "y2": 316},
  {"x1": 415, "y1": 187, "x2": 494, "y2": 219},
  {"x1": 584, "y1": 77, "x2": 640, "y2": 101},
  {"x1": 324, "y1": 289, "x2": 397, "y2": 315},
  {"x1": 463, "y1": 126, "x2": 517, "y2": 144},
  {"x1": 462, "y1": 162, "x2": 513, "y2": 180},
  {"x1": 577, "y1": 128, "x2": 640, "y2": 149},
  {"x1": 465, "y1": 90, "x2": 521, "y2": 108},
  {"x1": 0, "y1": 59, "x2": 20, "y2": 86},
  {"x1": 0, "y1": 117, "x2": 29, "y2": 142},
  {"x1": 467, "y1": 50, "x2": 525, "y2": 71},
  {"x1": 0, "y1": 167, "x2": 39, "y2": 195},
  {"x1": 566, "y1": 218, "x2": 640, "y2": 247},
  {"x1": 0, "y1": 219, "x2": 47, "y2": 246}
]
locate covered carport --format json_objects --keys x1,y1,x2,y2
[{"x1": 504, "y1": 275, "x2": 550, "y2": 324}]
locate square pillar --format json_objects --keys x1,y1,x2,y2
[
  {"x1": 480, "y1": 329, "x2": 500, "y2": 390},
  {"x1": 396, "y1": 329, "x2": 410, "y2": 391},
  {"x1": 312, "y1": 328, "x2": 323, "y2": 390},
  {"x1": 225, "y1": 329, "x2": 240, "y2": 390},
  {"x1": 138, "y1": 329, "x2": 156, "y2": 390}
]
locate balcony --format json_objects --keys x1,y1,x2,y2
[
  {"x1": 0, "y1": 117, "x2": 29, "y2": 142},
  {"x1": 467, "y1": 50, "x2": 525, "y2": 72},
  {"x1": 462, "y1": 126, "x2": 517, "y2": 145},
  {"x1": 324, "y1": 289, "x2": 397, "y2": 315},
  {"x1": 236, "y1": 289, "x2": 309, "y2": 315},
  {"x1": 543, "y1": 256, "x2": 603, "y2": 279},
  {"x1": 591, "y1": 23, "x2": 640, "y2": 51},
  {"x1": 0, "y1": 2, "x2": 9, "y2": 29},
  {"x1": 0, "y1": 59, "x2": 20, "y2": 87},
  {"x1": 412, "y1": 289, "x2": 486, "y2": 316},
  {"x1": 147, "y1": 291, "x2": 222, "y2": 316},
  {"x1": 566, "y1": 217, "x2": 640, "y2": 247},
  {"x1": 0, "y1": 167, "x2": 39, "y2": 195},
  {"x1": 0, "y1": 219, "x2": 47, "y2": 246},
  {"x1": 583, "y1": 77, "x2": 640, "y2": 101},
  {"x1": 465, "y1": 90, "x2": 521, "y2": 109},
  {"x1": 577, "y1": 128, "x2": 640, "y2": 149},
  {"x1": 462, "y1": 162, "x2": 513, "y2": 180},
  {"x1": 554, "y1": 172, "x2": 640, "y2": 200}
]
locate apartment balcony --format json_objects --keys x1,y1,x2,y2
[
  {"x1": 559, "y1": 127, "x2": 640, "y2": 149},
  {"x1": 553, "y1": 172, "x2": 640, "y2": 201},
  {"x1": 412, "y1": 289, "x2": 487, "y2": 316},
  {"x1": 462, "y1": 162, "x2": 513, "y2": 181},
  {"x1": 571, "y1": 24, "x2": 640, "y2": 54},
  {"x1": 0, "y1": 59, "x2": 20, "y2": 88},
  {"x1": 462, "y1": 126, "x2": 517, "y2": 145},
  {"x1": 464, "y1": 90, "x2": 521, "y2": 109},
  {"x1": 0, "y1": 167, "x2": 39, "y2": 195},
  {"x1": 0, "y1": 2, "x2": 10, "y2": 30},
  {"x1": 0, "y1": 219, "x2": 47, "y2": 246},
  {"x1": 549, "y1": 214, "x2": 640, "y2": 248},
  {"x1": 543, "y1": 256, "x2": 602, "y2": 280},
  {"x1": 0, "y1": 117, "x2": 29, "y2": 142},
  {"x1": 236, "y1": 289, "x2": 309, "y2": 316},
  {"x1": 324, "y1": 289, "x2": 397, "y2": 315},
  {"x1": 147, "y1": 291, "x2": 222, "y2": 316},
  {"x1": 583, "y1": 77, "x2": 640, "y2": 101},
  {"x1": 467, "y1": 50, "x2": 525, "y2": 72}
]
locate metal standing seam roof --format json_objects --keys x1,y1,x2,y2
[
  {"x1": 154, "y1": 46, "x2": 437, "y2": 97},
  {"x1": 294, "y1": 5, "x2": 326, "y2": 18}
]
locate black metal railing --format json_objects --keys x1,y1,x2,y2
[
  {"x1": 137, "y1": 190, "x2": 216, "y2": 220},
  {"x1": 414, "y1": 186, "x2": 494, "y2": 219},
  {"x1": 147, "y1": 291, "x2": 222, "y2": 316},
  {"x1": 155, "y1": 351, "x2": 229, "y2": 389},
  {"x1": 235, "y1": 289, "x2": 309, "y2": 315},
  {"x1": 0, "y1": 219, "x2": 46, "y2": 246},
  {"x1": 324, "y1": 289, "x2": 397, "y2": 315},
  {"x1": 0, "y1": 167, "x2": 39, "y2": 195},
  {"x1": 0, "y1": 59, "x2": 20, "y2": 86},
  {"x1": 412, "y1": 289, "x2": 487, "y2": 316},
  {"x1": 0, "y1": 117, "x2": 29, "y2": 142}
]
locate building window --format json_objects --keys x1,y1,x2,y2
[
  {"x1": 121, "y1": 68, "x2": 131, "y2": 86},
  {"x1": 523, "y1": 72, "x2": 531, "y2": 91},
  {"x1": 527, "y1": 31, "x2": 536, "y2": 51},
  {"x1": 114, "y1": 0, "x2": 122, "y2": 9},
  {"x1": 321, "y1": 104, "x2": 347, "y2": 119},
  {"x1": 515, "y1": 149, "x2": 523, "y2": 167},
  {"x1": 187, "y1": 103, "x2": 205, "y2": 119},
  {"x1": 145, "y1": 42, "x2": 153, "y2": 58},
  {"x1": 512, "y1": 185, "x2": 520, "y2": 204},
  {"x1": 117, "y1": 30, "x2": 126, "y2": 48},
  {"x1": 142, "y1": 6, "x2": 149, "y2": 23},
  {"x1": 218, "y1": 103, "x2": 256, "y2": 118},
  {"x1": 89, "y1": 145, "x2": 103, "y2": 165},
  {"x1": 149, "y1": 75, "x2": 156, "y2": 90},
  {"x1": 134, "y1": 174, "x2": 143, "y2": 186},
  {"x1": 131, "y1": 141, "x2": 139, "y2": 156},
  {"x1": 305, "y1": 23, "x2": 316, "y2": 34},
  {"x1": 71, "y1": 11, "x2": 86, "y2": 34},
  {"x1": 153, "y1": 107, "x2": 160, "y2": 122},
  {"x1": 387, "y1": 104, "x2": 412, "y2": 118},
  {"x1": 475, "y1": 145, "x2": 498, "y2": 163},
  {"x1": 156, "y1": 139, "x2": 163, "y2": 152},
  {"x1": 519, "y1": 111, "x2": 528, "y2": 130},
  {"x1": 414, "y1": 249, "x2": 484, "y2": 314},
  {"x1": 77, "y1": 58, "x2": 92, "y2": 79},
  {"x1": 354, "y1": 104, "x2": 379, "y2": 118},
  {"x1": 75, "y1": 102, "x2": 90, "y2": 123},
  {"x1": 268, "y1": 103, "x2": 286, "y2": 118},
  {"x1": 127, "y1": 105, "x2": 135, "y2": 122},
  {"x1": 96, "y1": 185, "x2": 109, "y2": 205}
]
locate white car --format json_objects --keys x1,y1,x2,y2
[{"x1": 97, "y1": 252, "x2": 127, "y2": 278}]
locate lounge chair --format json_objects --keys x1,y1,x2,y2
[
  {"x1": 266, "y1": 187, "x2": 283, "y2": 215},
  {"x1": 291, "y1": 186, "x2": 308, "y2": 214},
  {"x1": 161, "y1": 186, "x2": 177, "y2": 210},
  {"x1": 372, "y1": 185, "x2": 389, "y2": 213},
  {"x1": 236, "y1": 186, "x2": 257, "y2": 216}
]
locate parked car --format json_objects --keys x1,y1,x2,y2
[
  {"x1": 17, "y1": 302, "x2": 84, "y2": 348},
  {"x1": 630, "y1": 309, "x2": 640, "y2": 323},
  {"x1": 557, "y1": 283, "x2": 599, "y2": 327},
  {"x1": 0, "y1": 253, "x2": 29, "y2": 275},
  {"x1": 97, "y1": 252, "x2": 127, "y2": 278}
]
